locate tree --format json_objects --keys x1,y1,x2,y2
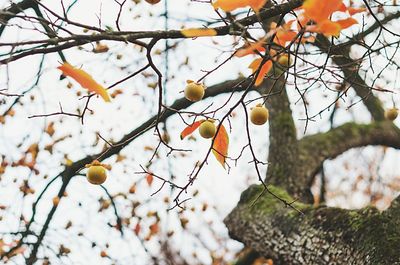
[{"x1": 0, "y1": 0, "x2": 400, "y2": 264}]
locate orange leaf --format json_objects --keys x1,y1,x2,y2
[
  {"x1": 212, "y1": 124, "x2": 229, "y2": 168},
  {"x1": 212, "y1": 0, "x2": 267, "y2": 12},
  {"x1": 338, "y1": 2, "x2": 347, "y2": 12},
  {"x1": 249, "y1": 58, "x2": 273, "y2": 86},
  {"x1": 300, "y1": 35, "x2": 316, "y2": 44},
  {"x1": 146, "y1": 174, "x2": 154, "y2": 186},
  {"x1": 181, "y1": 28, "x2": 217, "y2": 37},
  {"x1": 347, "y1": 7, "x2": 366, "y2": 15},
  {"x1": 302, "y1": 0, "x2": 343, "y2": 22},
  {"x1": 134, "y1": 222, "x2": 141, "y2": 235},
  {"x1": 275, "y1": 30, "x2": 297, "y2": 47},
  {"x1": 307, "y1": 20, "x2": 342, "y2": 37},
  {"x1": 235, "y1": 39, "x2": 266, "y2": 57},
  {"x1": 336, "y1": 17, "x2": 358, "y2": 29},
  {"x1": 149, "y1": 223, "x2": 159, "y2": 235},
  {"x1": 58, "y1": 63, "x2": 111, "y2": 102},
  {"x1": 318, "y1": 20, "x2": 342, "y2": 36},
  {"x1": 180, "y1": 120, "x2": 205, "y2": 139},
  {"x1": 248, "y1": 0, "x2": 268, "y2": 12}
]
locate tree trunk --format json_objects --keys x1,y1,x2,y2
[{"x1": 224, "y1": 184, "x2": 400, "y2": 264}]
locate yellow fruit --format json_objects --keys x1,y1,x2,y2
[
  {"x1": 385, "y1": 108, "x2": 398, "y2": 121},
  {"x1": 250, "y1": 104, "x2": 269, "y2": 125},
  {"x1": 199, "y1": 120, "x2": 216, "y2": 139},
  {"x1": 87, "y1": 165, "x2": 107, "y2": 185},
  {"x1": 145, "y1": 0, "x2": 161, "y2": 4},
  {"x1": 184, "y1": 81, "x2": 205, "y2": 102},
  {"x1": 277, "y1": 54, "x2": 293, "y2": 68}
]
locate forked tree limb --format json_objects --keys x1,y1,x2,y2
[{"x1": 0, "y1": 0, "x2": 38, "y2": 35}]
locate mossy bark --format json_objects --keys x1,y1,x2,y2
[{"x1": 225, "y1": 185, "x2": 400, "y2": 265}]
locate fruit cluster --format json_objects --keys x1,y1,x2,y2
[{"x1": 183, "y1": 80, "x2": 269, "y2": 139}]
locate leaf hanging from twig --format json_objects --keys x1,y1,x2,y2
[
  {"x1": 58, "y1": 62, "x2": 111, "y2": 102},
  {"x1": 212, "y1": 124, "x2": 229, "y2": 168}
]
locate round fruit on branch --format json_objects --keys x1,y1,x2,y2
[
  {"x1": 385, "y1": 108, "x2": 398, "y2": 121},
  {"x1": 184, "y1": 80, "x2": 205, "y2": 102},
  {"x1": 199, "y1": 120, "x2": 217, "y2": 139},
  {"x1": 86, "y1": 160, "x2": 108, "y2": 185},
  {"x1": 250, "y1": 104, "x2": 269, "y2": 125}
]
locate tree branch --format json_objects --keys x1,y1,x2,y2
[
  {"x1": 0, "y1": 0, "x2": 304, "y2": 64},
  {"x1": 314, "y1": 35, "x2": 385, "y2": 121},
  {"x1": 298, "y1": 121, "x2": 400, "y2": 188},
  {"x1": 340, "y1": 11, "x2": 400, "y2": 48},
  {"x1": 0, "y1": 0, "x2": 38, "y2": 35}
]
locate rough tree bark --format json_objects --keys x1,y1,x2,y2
[{"x1": 225, "y1": 184, "x2": 400, "y2": 264}]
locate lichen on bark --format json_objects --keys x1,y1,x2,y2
[{"x1": 225, "y1": 184, "x2": 400, "y2": 264}]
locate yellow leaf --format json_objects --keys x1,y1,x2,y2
[
  {"x1": 181, "y1": 28, "x2": 217, "y2": 38},
  {"x1": 212, "y1": 124, "x2": 229, "y2": 168},
  {"x1": 58, "y1": 62, "x2": 111, "y2": 102}
]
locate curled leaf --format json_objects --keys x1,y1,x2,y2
[
  {"x1": 180, "y1": 120, "x2": 205, "y2": 139},
  {"x1": 58, "y1": 62, "x2": 111, "y2": 102},
  {"x1": 181, "y1": 28, "x2": 217, "y2": 37},
  {"x1": 212, "y1": 124, "x2": 229, "y2": 168}
]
